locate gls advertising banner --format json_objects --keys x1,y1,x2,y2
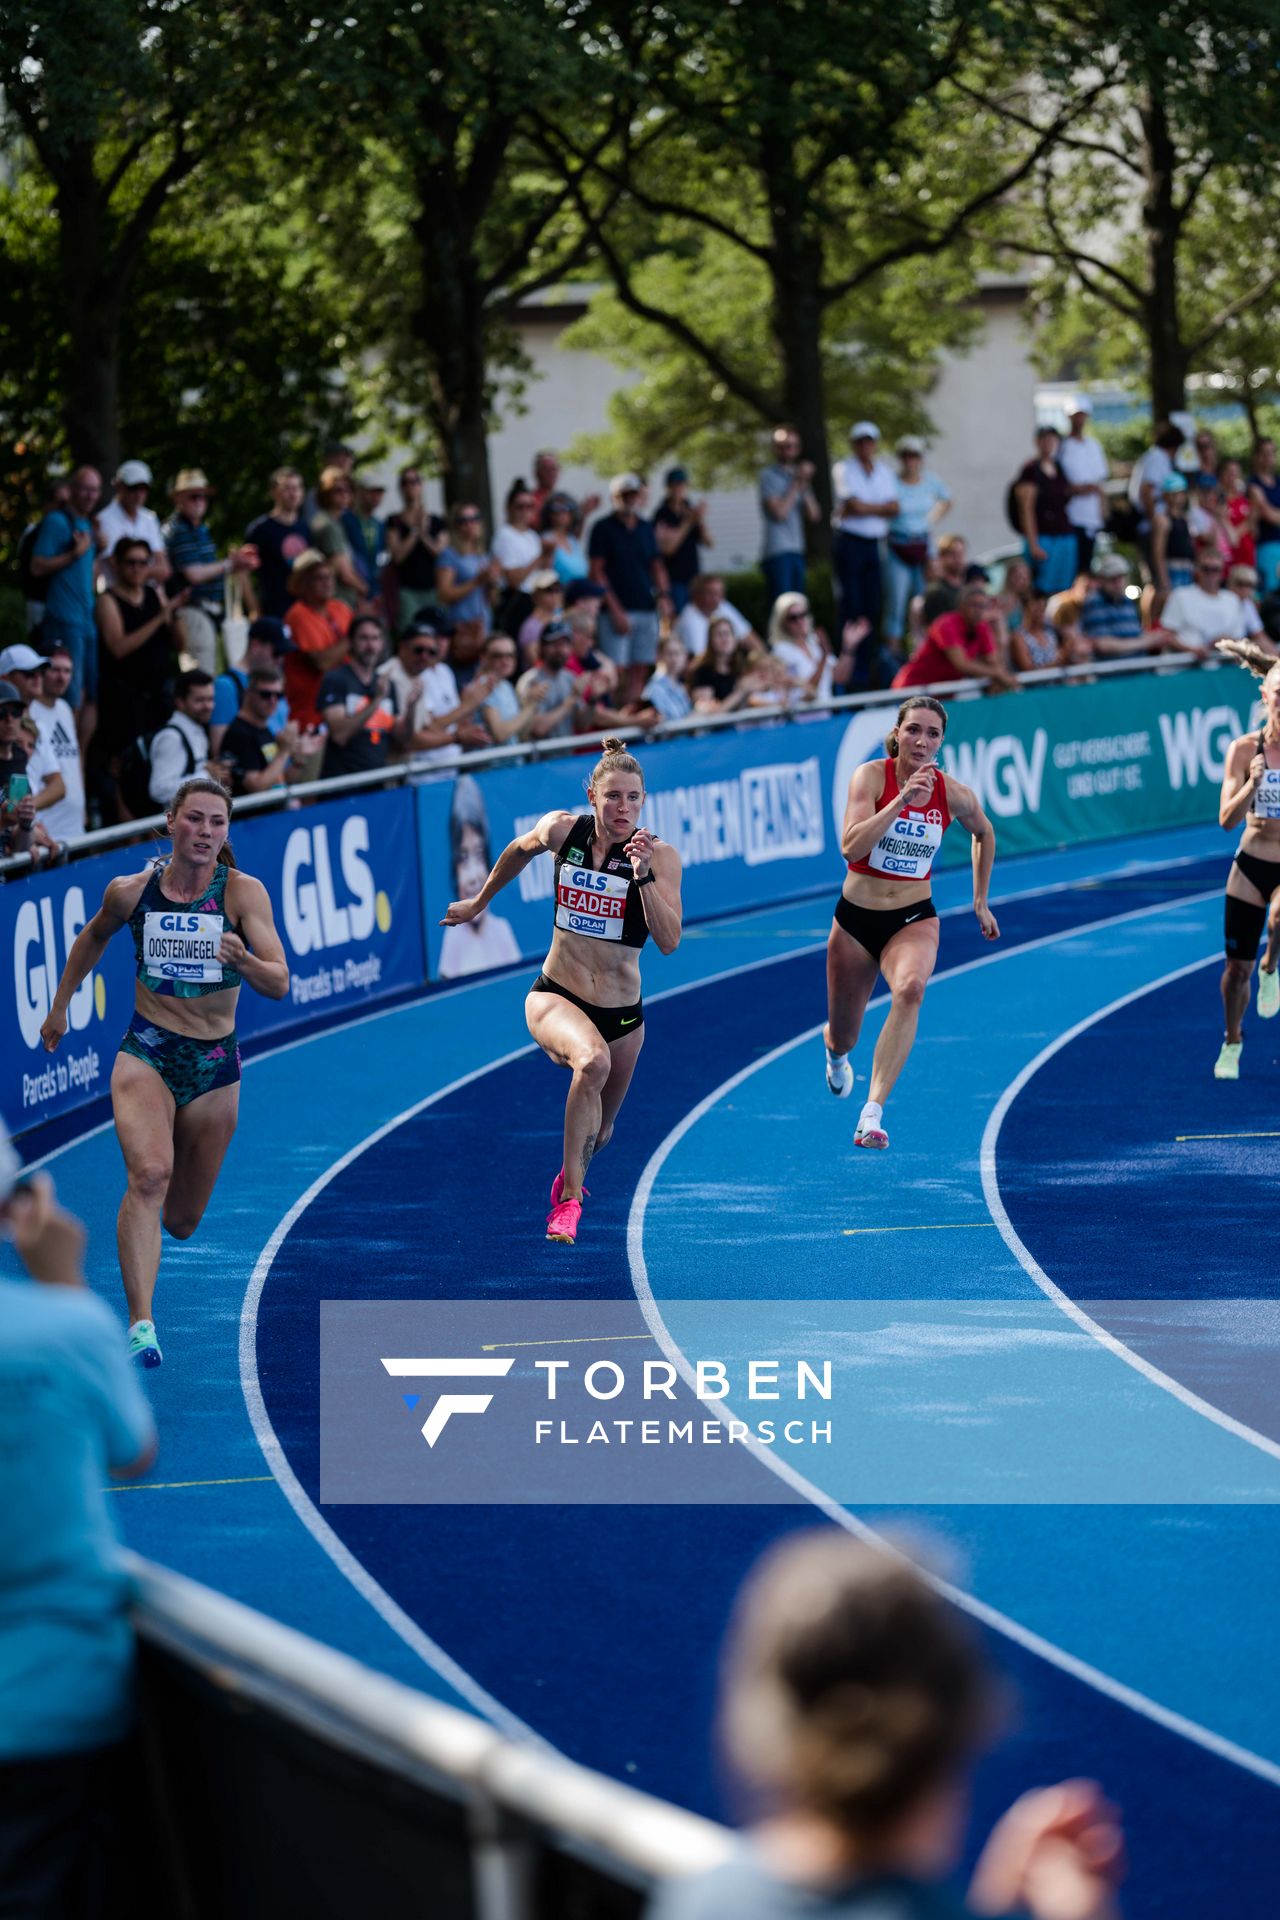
[
  {"x1": 5, "y1": 666, "x2": 1254, "y2": 1130},
  {"x1": 416, "y1": 724, "x2": 833, "y2": 980},
  {"x1": 2, "y1": 787, "x2": 423, "y2": 1137}
]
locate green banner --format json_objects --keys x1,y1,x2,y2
[{"x1": 918, "y1": 663, "x2": 1261, "y2": 865}]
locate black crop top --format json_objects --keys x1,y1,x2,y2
[{"x1": 551, "y1": 813, "x2": 650, "y2": 951}]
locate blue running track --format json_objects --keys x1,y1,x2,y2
[{"x1": 14, "y1": 821, "x2": 1279, "y2": 1915}]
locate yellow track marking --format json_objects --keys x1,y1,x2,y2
[
  {"x1": 481, "y1": 1333, "x2": 655, "y2": 1352},
  {"x1": 106, "y1": 1474, "x2": 275, "y2": 1494},
  {"x1": 842, "y1": 1222, "x2": 998, "y2": 1236}
]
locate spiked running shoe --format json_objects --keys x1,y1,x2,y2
[
  {"x1": 549, "y1": 1167, "x2": 590, "y2": 1210},
  {"x1": 824, "y1": 1046, "x2": 853, "y2": 1098},
  {"x1": 129, "y1": 1319, "x2": 163, "y2": 1368},
  {"x1": 854, "y1": 1122, "x2": 889, "y2": 1149},
  {"x1": 1258, "y1": 969, "x2": 1280, "y2": 1020},
  {"x1": 546, "y1": 1197, "x2": 583, "y2": 1244},
  {"x1": 1213, "y1": 1041, "x2": 1242, "y2": 1080}
]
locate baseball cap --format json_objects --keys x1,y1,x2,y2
[
  {"x1": 849, "y1": 421, "x2": 880, "y2": 442},
  {"x1": 116, "y1": 459, "x2": 153, "y2": 486},
  {"x1": 0, "y1": 644, "x2": 47, "y2": 676},
  {"x1": 404, "y1": 613, "x2": 450, "y2": 640},
  {"x1": 896, "y1": 435, "x2": 925, "y2": 456},
  {"x1": 1066, "y1": 395, "x2": 1093, "y2": 416},
  {"x1": 665, "y1": 466, "x2": 688, "y2": 485},
  {"x1": 247, "y1": 616, "x2": 296, "y2": 654},
  {"x1": 0, "y1": 679, "x2": 24, "y2": 711},
  {"x1": 1094, "y1": 554, "x2": 1130, "y2": 579},
  {"x1": 1162, "y1": 472, "x2": 1189, "y2": 494},
  {"x1": 540, "y1": 619, "x2": 573, "y2": 645},
  {"x1": 610, "y1": 471, "x2": 644, "y2": 498},
  {"x1": 564, "y1": 579, "x2": 607, "y2": 605},
  {"x1": 529, "y1": 570, "x2": 562, "y2": 593},
  {"x1": 1229, "y1": 564, "x2": 1259, "y2": 587}
]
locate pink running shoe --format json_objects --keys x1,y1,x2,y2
[
  {"x1": 546, "y1": 1196, "x2": 583, "y2": 1244},
  {"x1": 549, "y1": 1167, "x2": 590, "y2": 1210},
  {"x1": 854, "y1": 1122, "x2": 889, "y2": 1150}
]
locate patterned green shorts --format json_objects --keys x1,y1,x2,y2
[{"x1": 119, "y1": 1012, "x2": 241, "y2": 1107}]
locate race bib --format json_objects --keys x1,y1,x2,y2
[
  {"x1": 865, "y1": 809, "x2": 945, "y2": 880},
  {"x1": 555, "y1": 865, "x2": 629, "y2": 942},
  {"x1": 1252, "y1": 769, "x2": 1280, "y2": 819},
  {"x1": 142, "y1": 910, "x2": 225, "y2": 983}
]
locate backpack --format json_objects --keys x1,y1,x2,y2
[{"x1": 117, "y1": 723, "x2": 195, "y2": 818}]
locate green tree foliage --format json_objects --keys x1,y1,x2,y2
[
  {"x1": 542, "y1": 0, "x2": 1104, "y2": 520},
  {"x1": 0, "y1": 0, "x2": 270, "y2": 476},
  {"x1": 993, "y1": 2, "x2": 1280, "y2": 421}
]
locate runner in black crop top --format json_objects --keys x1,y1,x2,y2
[{"x1": 440, "y1": 743, "x2": 683, "y2": 1245}]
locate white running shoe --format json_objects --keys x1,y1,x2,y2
[
  {"x1": 1258, "y1": 969, "x2": 1279, "y2": 1020},
  {"x1": 1213, "y1": 1041, "x2": 1242, "y2": 1080},
  {"x1": 825, "y1": 1046, "x2": 853, "y2": 1097},
  {"x1": 854, "y1": 1101, "x2": 888, "y2": 1149}
]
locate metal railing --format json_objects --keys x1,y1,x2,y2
[
  {"x1": 130, "y1": 1555, "x2": 728, "y2": 1920},
  {"x1": 0, "y1": 650, "x2": 1214, "y2": 879}
]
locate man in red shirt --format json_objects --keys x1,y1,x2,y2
[
  {"x1": 283, "y1": 549, "x2": 353, "y2": 727},
  {"x1": 893, "y1": 582, "x2": 1019, "y2": 692}
]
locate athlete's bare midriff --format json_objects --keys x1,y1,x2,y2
[{"x1": 538, "y1": 927, "x2": 643, "y2": 1007}]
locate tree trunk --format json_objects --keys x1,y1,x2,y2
[
  {"x1": 769, "y1": 221, "x2": 832, "y2": 549},
  {"x1": 55, "y1": 151, "x2": 123, "y2": 482},
  {"x1": 1139, "y1": 82, "x2": 1190, "y2": 424},
  {"x1": 410, "y1": 193, "x2": 494, "y2": 524}
]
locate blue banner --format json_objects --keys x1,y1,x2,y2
[
  {"x1": 417, "y1": 723, "x2": 843, "y2": 980},
  {"x1": 3, "y1": 787, "x2": 424, "y2": 1137}
]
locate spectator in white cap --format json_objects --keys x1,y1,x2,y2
[
  {"x1": 95, "y1": 460, "x2": 170, "y2": 591},
  {"x1": 0, "y1": 644, "x2": 76, "y2": 841},
  {"x1": 831, "y1": 421, "x2": 899, "y2": 686},
  {"x1": 1058, "y1": 395, "x2": 1110, "y2": 576},
  {"x1": 1079, "y1": 553, "x2": 1150, "y2": 655},
  {"x1": 588, "y1": 472, "x2": 672, "y2": 701},
  {"x1": 885, "y1": 435, "x2": 951, "y2": 653}
]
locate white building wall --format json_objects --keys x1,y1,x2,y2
[{"x1": 387, "y1": 287, "x2": 1039, "y2": 574}]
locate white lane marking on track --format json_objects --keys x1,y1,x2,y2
[
  {"x1": 238, "y1": 1043, "x2": 551, "y2": 1745},
  {"x1": 980, "y1": 954, "x2": 1280, "y2": 1463},
  {"x1": 626, "y1": 887, "x2": 1280, "y2": 1788}
]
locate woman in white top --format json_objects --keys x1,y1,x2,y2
[{"x1": 768, "y1": 593, "x2": 866, "y2": 706}]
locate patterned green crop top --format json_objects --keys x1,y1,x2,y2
[{"x1": 128, "y1": 860, "x2": 242, "y2": 998}]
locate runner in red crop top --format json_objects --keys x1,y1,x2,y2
[{"x1": 823, "y1": 695, "x2": 999, "y2": 1149}]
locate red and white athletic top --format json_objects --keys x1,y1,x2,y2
[{"x1": 848, "y1": 759, "x2": 952, "y2": 884}]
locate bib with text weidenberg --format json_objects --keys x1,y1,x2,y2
[
  {"x1": 141, "y1": 910, "x2": 225, "y2": 984},
  {"x1": 864, "y1": 809, "x2": 945, "y2": 881},
  {"x1": 555, "y1": 865, "x2": 629, "y2": 941}
]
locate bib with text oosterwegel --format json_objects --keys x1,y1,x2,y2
[
  {"x1": 865, "y1": 810, "x2": 945, "y2": 881},
  {"x1": 142, "y1": 910, "x2": 225, "y2": 983},
  {"x1": 555, "y1": 865, "x2": 629, "y2": 941}
]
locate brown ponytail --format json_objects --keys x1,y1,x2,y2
[
  {"x1": 167, "y1": 776, "x2": 237, "y2": 866},
  {"x1": 885, "y1": 696, "x2": 947, "y2": 759},
  {"x1": 589, "y1": 736, "x2": 645, "y2": 793}
]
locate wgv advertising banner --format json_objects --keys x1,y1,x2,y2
[
  {"x1": 3, "y1": 787, "x2": 424, "y2": 1137},
  {"x1": 416, "y1": 721, "x2": 841, "y2": 980}
]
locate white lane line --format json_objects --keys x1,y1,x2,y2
[
  {"x1": 979, "y1": 953, "x2": 1280, "y2": 1462},
  {"x1": 626, "y1": 888, "x2": 1280, "y2": 1787}
]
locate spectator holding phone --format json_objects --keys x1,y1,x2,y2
[
  {"x1": 0, "y1": 678, "x2": 40, "y2": 858},
  {"x1": 0, "y1": 1138, "x2": 155, "y2": 1919},
  {"x1": 650, "y1": 1531, "x2": 1123, "y2": 1920}
]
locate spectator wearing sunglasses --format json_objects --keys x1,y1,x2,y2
[{"x1": 217, "y1": 669, "x2": 316, "y2": 795}]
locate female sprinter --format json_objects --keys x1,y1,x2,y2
[
  {"x1": 1215, "y1": 658, "x2": 1280, "y2": 1077},
  {"x1": 824, "y1": 696, "x2": 998, "y2": 1148},
  {"x1": 40, "y1": 776, "x2": 288, "y2": 1364},
  {"x1": 440, "y1": 738, "x2": 682, "y2": 1244}
]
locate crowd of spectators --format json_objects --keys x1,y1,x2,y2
[{"x1": 5, "y1": 413, "x2": 1280, "y2": 861}]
